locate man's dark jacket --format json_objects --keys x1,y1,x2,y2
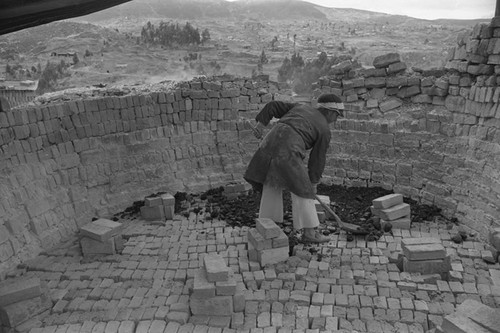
[{"x1": 244, "y1": 101, "x2": 331, "y2": 199}]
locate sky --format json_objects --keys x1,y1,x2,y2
[{"x1": 228, "y1": 0, "x2": 495, "y2": 20}]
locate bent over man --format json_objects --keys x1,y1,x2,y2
[{"x1": 244, "y1": 93, "x2": 344, "y2": 243}]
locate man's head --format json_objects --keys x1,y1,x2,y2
[{"x1": 316, "y1": 93, "x2": 344, "y2": 123}]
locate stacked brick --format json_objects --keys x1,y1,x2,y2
[
  {"x1": 79, "y1": 218, "x2": 124, "y2": 256},
  {"x1": 0, "y1": 277, "x2": 51, "y2": 329},
  {"x1": 140, "y1": 193, "x2": 175, "y2": 221},
  {"x1": 247, "y1": 218, "x2": 289, "y2": 267},
  {"x1": 223, "y1": 182, "x2": 250, "y2": 200},
  {"x1": 314, "y1": 53, "x2": 420, "y2": 114},
  {"x1": 442, "y1": 17, "x2": 500, "y2": 142},
  {"x1": 189, "y1": 253, "x2": 245, "y2": 327},
  {"x1": 371, "y1": 194, "x2": 411, "y2": 229},
  {"x1": 399, "y1": 237, "x2": 451, "y2": 278}
]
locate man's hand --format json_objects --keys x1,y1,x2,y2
[
  {"x1": 252, "y1": 122, "x2": 265, "y2": 139},
  {"x1": 312, "y1": 182, "x2": 318, "y2": 194}
]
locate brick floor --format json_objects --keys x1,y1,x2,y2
[{"x1": 2, "y1": 213, "x2": 500, "y2": 333}]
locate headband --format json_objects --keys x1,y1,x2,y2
[{"x1": 318, "y1": 102, "x2": 345, "y2": 111}]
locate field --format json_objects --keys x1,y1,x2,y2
[{"x1": 0, "y1": 2, "x2": 486, "y2": 94}]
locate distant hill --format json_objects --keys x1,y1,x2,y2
[
  {"x1": 77, "y1": 0, "x2": 332, "y2": 21},
  {"x1": 75, "y1": 0, "x2": 486, "y2": 29}
]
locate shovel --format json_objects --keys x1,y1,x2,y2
[{"x1": 314, "y1": 194, "x2": 369, "y2": 235}]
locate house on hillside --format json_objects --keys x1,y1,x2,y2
[
  {"x1": 50, "y1": 52, "x2": 77, "y2": 58},
  {"x1": 0, "y1": 79, "x2": 38, "y2": 109}
]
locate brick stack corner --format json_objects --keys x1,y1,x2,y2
[
  {"x1": 247, "y1": 218, "x2": 289, "y2": 267},
  {"x1": 0, "y1": 277, "x2": 51, "y2": 329},
  {"x1": 78, "y1": 218, "x2": 124, "y2": 256},
  {"x1": 140, "y1": 193, "x2": 175, "y2": 221},
  {"x1": 371, "y1": 193, "x2": 411, "y2": 229},
  {"x1": 439, "y1": 299, "x2": 500, "y2": 333},
  {"x1": 189, "y1": 253, "x2": 246, "y2": 328},
  {"x1": 223, "y1": 182, "x2": 251, "y2": 200},
  {"x1": 399, "y1": 237, "x2": 451, "y2": 280}
]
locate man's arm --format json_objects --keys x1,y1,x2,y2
[
  {"x1": 255, "y1": 101, "x2": 297, "y2": 125},
  {"x1": 308, "y1": 132, "x2": 331, "y2": 184}
]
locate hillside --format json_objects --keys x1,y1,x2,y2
[
  {"x1": 0, "y1": 0, "x2": 486, "y2": 94},
  {"x1": 74, "y1": 0, "x2": 487, "y2": 28},
  {"x1": 77, "y1": 0, "x2": 330, "y2": 22}
]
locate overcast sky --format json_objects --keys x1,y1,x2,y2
[{"x1": 231, "y1": 0, "x2": 495, "y2": 20}]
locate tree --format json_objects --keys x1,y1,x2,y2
[
  {"x1": 270, "y1": 36, "x2": 278, "y2": 49},
  {"x1": 260, "y1": 50, "x2": 268, "y2": 65},
  {"x1": 5, "y1": 64, "x2": 12, "y2": 77},
  {"x1": 291, "y1": 53, "x2": 304, "y2": 68},
  {"x1": 140, "y1": 20, "x2": 206, "y2": 47},
  {"x1": 277, "y1": 57, "x2": 293, "y2": 82},
  {"x1": 201, "y1": 28, "x2": 211, "y2": 45},
  {"x1": 72, "y1": 53, "x2": 79, "y2": 65}
]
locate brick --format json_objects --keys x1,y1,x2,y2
[
  {"x1": 192, "y1": 268, "x2": 215, "y2": 299},
  {"x1": 79, "y1": 219, "x2": 120, "y2": 242},
  {"x1": 80, "y1": 237, "x2": 116, "y2": 256},
  {"x1": 164, "y1": 205, "x2": 174, "y2": 220},
  {"x1": 381, "y1": 215, "x2": 411, "y2": 229},
  {"x1": 255, "y1": 218, "x2": 281, "y2": 239},
  {"x1": 372, "y1": 194, "x2": 403, "y2": 209},
  {"x1": 0, "y1": 294, "x2": 52, "y2": 327},
  {"x1": 456, "y1": 299, "x2": 500, "y2": 333},
  {"x1": 216, "y1": 276, "x2": 237, "y2": 296},
  {"x1": 0, "y1": 277, "x2": 41, "y2": 307},
  {"x1": 92, "y1": 219, "x2": 123, "y2": 234},
  {"x1": 189, "y1": 296, "x2": 233, "y2": 316},
  {"x1": 204, "y1": 254, "x2": 229, "y2": 282},
  {"x1": 317, "y1": 211, "x2": 326, "y2": 223},
  {"x1": 247, "y1": 228, "x2": 272, "y2": 251},
  {"x1": 233, "y1": 293, "x2": 245, "y2": 312},
  {"x1": 387, "y1": 62, "x2": 407, "y2": 74},
  {"x1": 144, "y1": 197, "x2": 162, "y2": 207},
  {"x1": 401, "y1": 237, "x2": 441, "y2": 247},
  {"x1": 379, "y1": 98, "x2": 403, "y2": 112},
  {"x1": 441, "y1": 313, "x2": 491, "y2": 333},
  {"x1": 160, "y1": 193, "x2": 175, "y2": 206},
  {"x1": 370, "y1": 206, "x2": 382, "y2": 216},
  {"x1": 272, "y1": 230, "x2": 289, "y2": 248},
  {"x1": 490, "y1": 227, "x2": 500, "y2": 251},
  {"x1": 402, "y1": 256, "x2": 451, "y2": 274},
  {"x1": 373, "y1": 53, "x2": 401, "y2": 68},
  {"x1": 257, "y1": 246, "x2": 289, "y2": 266},
  {"x1": 402, "y1": 243, "x2": 446, "y2": 261},
  {"x1": 379, "y1": 203, "x2": 410, "y2": 221},
  {"x1": 140, "y1": 206, "x2": 165, "y2": 220}
]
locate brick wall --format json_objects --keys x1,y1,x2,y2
[
  {"x1": 0, "y1": 90, "x2": 36, "y2": 109},
  {"x1": 0, "y1": 77, "x2": 290, "y2": 272},
  {"x1": 1, "y1": 18, "x2": 500, "y2": 273},
  {"x1": 313, "y1": 17, "x2": 500, "y2": 239}
]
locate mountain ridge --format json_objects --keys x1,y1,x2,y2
[{"x1": 75, "y1": 0, "x2": 489, "y2": 25}]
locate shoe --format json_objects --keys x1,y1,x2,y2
[{"x1": 302, "y1": 230, "x2": 330, "y2": 243}]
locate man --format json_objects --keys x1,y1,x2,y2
[{"x1": 244, "y1": 93, "x2": 344, "y2": 243}]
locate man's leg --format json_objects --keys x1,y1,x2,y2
[
  {"x1": 259, "y1": 183, "x2": 284, "y2": 223},
  {"x1": 291, "y1": 193, "x2": 329, "y2": 243}
]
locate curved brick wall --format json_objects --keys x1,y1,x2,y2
[
  {"x1": 316, "y1": 18, "x2": 500, "y2": 239},
  {"x1": 1, "y1": 19, "x2": 500, "y2": 273},
  {"x1": 0, "y1": 77, "x2": 290, "y2": 272}
]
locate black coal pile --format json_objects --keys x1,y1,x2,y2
[
  {"x1": 113, "y1": 200, "x2": 144, "y2": 219},
  {"x1": 111, "y1": 184, "x2": 448, "y2": 245}
]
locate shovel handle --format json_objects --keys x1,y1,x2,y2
[{"x1": 314, "y1": 194, "x2": 345, "y2": 226}]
